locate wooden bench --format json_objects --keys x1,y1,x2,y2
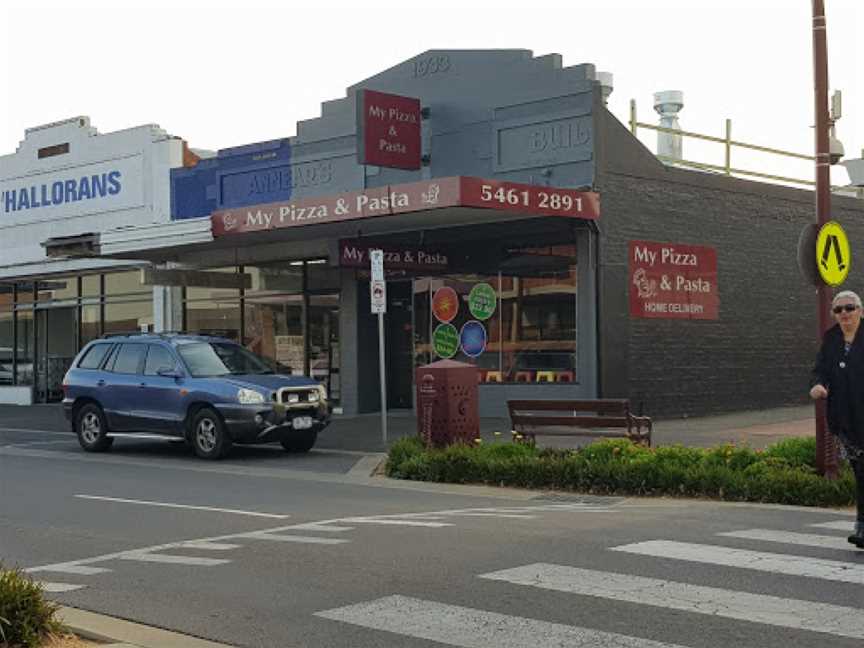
[{"x1": 507, "y1": 399, "x2": 652, "y2": 447}]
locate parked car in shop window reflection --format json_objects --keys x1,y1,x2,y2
[{"x1": 62, "y1": 333, "x2": 331, "y2": 460}]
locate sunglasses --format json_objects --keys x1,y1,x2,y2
[{"x1": 833, "y1": 304, "x2": 859, "y2": 314}]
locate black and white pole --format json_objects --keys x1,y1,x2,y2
[{"x1": 370, "y1": 249, "x2": 388, "y2": 445}]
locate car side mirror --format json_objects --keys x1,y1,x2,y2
[{"x1": 157, "y1": 366, "x2": 183, "y2": 379}]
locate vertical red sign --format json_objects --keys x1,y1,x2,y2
[
  {"x1": 628, "y1": 240, "x2": 719, "y2": 320},
  {"x1": 357, "y1": 89, "x2": 422, "y2": 170}
]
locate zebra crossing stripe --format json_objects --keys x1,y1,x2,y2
[
  {"x1": 810, "y1": 520, "x2": 856, "y2": 531},
  {"x1": 611, "y1": 540, "x2": 864, "y2": 584},
  {"x1": 718, "y1": 529, "x2": 853, "y2": 551},
  {"x1": 27, "y1": 564, "x2": 110, "y2": 576},
  {"x1": 118, "y1": 552, "x2": 230, "y2": 566},
  {"x1": 339, "y1": 518, "x2": 453, "y2": 527},
  {"x1": 242, "y1": 532, "x2": 349, "y2": 545},
  {"x1": 37, "y1": 581, "x2": 85, "y2": 593},
  {"x1": 480, "y1": 563, "x2": 864, "y2": 640},
  {"x1": 315, "y1": 594, "x2": 689, "y2": 647},
  {"x1": 178, "y1": 542, "x2": 241, "y2": 551}
]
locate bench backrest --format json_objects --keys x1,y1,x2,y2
[{"x1": 507, "y1": 399, "x2": 633, "y2": 429}]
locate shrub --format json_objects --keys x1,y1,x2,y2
[
  {"x1": 385, "y1": 436, "x2": 856, "y2": 507},
  {"x1": 0, "y1": 563, "x2": 62, "y2": 648},
  {"x1": 761, "y1": 436, "x2": 818, "y2": 469}
]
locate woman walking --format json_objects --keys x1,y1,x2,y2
[{"x1": 810, "y1": 290, "x2": 864, "y2": 548}]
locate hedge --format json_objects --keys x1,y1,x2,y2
[
  {"x1": 0, "y1": 563, "x2": 62, "y2": 648},
  {"x1": 385, "y1": 436, "x2": 856, "y2": 507}
]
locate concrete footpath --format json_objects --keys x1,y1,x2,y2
[
  {"x1": 0, "y1": 402, "x2": 815, "y2": 451},
  {"x1": 60, "y1": 606, "x2": 235, "y2": 647}
]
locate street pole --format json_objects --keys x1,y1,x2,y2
[
  {"x1": 812, "y1": 0, "x2": 838, "y2": 478},
  {"x1": 378, "y1": 311, "x2": 388, "y2": 445}
]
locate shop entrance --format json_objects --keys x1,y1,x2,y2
[
  {"x1": 34, "y1": 307, "x2": 78, "y2": 403},
  {"x1": 386, "y1": 281, "x2": 414, "y2": 409}
]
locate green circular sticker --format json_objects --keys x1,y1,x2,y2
[
  {"x1": 432, "y1": 323, "x2": 459, "y2": 359},
  {"x1": 468, "y1": 283, "x2": 497, "y2": 320}
]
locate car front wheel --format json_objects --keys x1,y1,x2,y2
[
  {"x1": 280, "y1": 429, "x2": 317, "y2": 453},
  {"x1": 75, "y1": 403, "x2": 113, "y2": 452},
  {"x1": 191, "y1": 408, "x2": 232, "y2": 460}
]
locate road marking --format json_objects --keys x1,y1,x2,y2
[
  {"x1": 315, "y1": 594, "x2": 689, "y2": 648},
  {"x1": 340, "y1": 517, "x2": 453, "y2": 527},
  {"x1": 178, "y1": 542, "x2": 241, "y2": 551},
  {"x1": 119, "y1": 552, "x2": 230, "y2": 566},
  {"x1": 37, "y1": 581, "x2": 85, "y2": 593},
  {"x1": 27, "y1": 564, "x2": 111, "y2": 576},
  {"x1": 0, "y1": 428, "x2": 71, "y2": 435},
  {"x1": 611, "y1": 540, "x2": 864, "y2": 584},
  {"x1": 241, "y1": 532, "x2": 350, "y2": 545},
  {"x1": 75, "y1": 495, "x2": 290, "y2": 519},
  {"x1": 480, "y1": 563, "x2": 864, "y2": 640},
  {"x1": 287, "y1": 523, "x2": 354, "y2": 532},
  {"x1": 718, "y1": 528, "x2": 854, "y2": 551},
  {"x1": 441, "y1": 512, "x2": 537, "y2": 519},
  {"x1": 810, "y1": 520, "x2": 856, "y2": 531}
]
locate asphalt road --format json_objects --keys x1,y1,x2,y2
[{"x1": 1, "y1": 425, "x2": 863, "y2": 648}]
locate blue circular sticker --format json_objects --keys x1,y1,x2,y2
[{"x1": 460, "y1": 320, "x2": 487, "y2": 358}]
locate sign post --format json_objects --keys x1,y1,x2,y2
[
  {"x1": 812, "y1": 0, "x2": 839, "y2": 478},
  {"x1": 370, "y1": 249, "x2": 388, "y2": 445}
]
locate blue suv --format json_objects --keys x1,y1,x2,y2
[{"x1": 62, "y1": 334, "x2": 331, "y2": 459}]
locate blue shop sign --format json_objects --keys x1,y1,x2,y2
[{"x1": 2, "y1": 171, "x2": 121, "y2": 214}]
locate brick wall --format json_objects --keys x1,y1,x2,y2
[{"x1": 595, "y1": 110, "x2": 864, "y2": 418}]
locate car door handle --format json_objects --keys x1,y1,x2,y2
[
  {"x1": 139, "y1": 382, "x2": 147, "y2": 388},
  {"x1": 97, "y1": 380, "x2": 105, "y2": 387}
]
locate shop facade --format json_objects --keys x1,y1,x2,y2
[
  {"x1": 0, "y1": 117, "x2": 187, "y2": 403},
  {"x1": 10, "y1": 49, "x2": 863, "y2": 418}
]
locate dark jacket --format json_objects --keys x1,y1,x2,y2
[{"x1": 812, "y1": 323, "x2": 864, "y2": 450}]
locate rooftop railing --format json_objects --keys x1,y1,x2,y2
[{"x1": 628, "y1": 99, "x2": 861, "y2": 197}]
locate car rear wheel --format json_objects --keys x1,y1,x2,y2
[
  {"x1": 280, "y1": 429, "x2": 317, "y2": 453},
  {"x1": 75, "y1": 403, "x2": 114, "y2": 452},
  {"x1": 192, "y1": 408, "x2": 232, "y2": 460}
]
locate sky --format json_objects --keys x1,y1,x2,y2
[{"x1": 1, "y1": 0, "x2": 861, "y2": 187}]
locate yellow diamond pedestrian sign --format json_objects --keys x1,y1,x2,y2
[{"x1": 816, "y1": 221, "x2": 850, "y2": 286}]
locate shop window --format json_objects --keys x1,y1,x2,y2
[
  {"x1": 244, "y1": 295, "x2": 303, "y2": 374},
  {"x1": 103, "y1": 270, "x2": 150, "y2": 299},
  {"x1": 81, "y1": 305, "x2": 101, "y2": 345},
  {"x1": 185, "y1": 266, "x2": 242, "y2": 302},
  {"x1": 37, "y1": 278, "x2": 78, "y2": 303},
  {"x1": 104, "y1": 301, "x2": 154, "y2": 335},
  {"x1": 15, "y1": 309, "x2": 34, "y2": 386},
  {"x1": 306, "y1": 260, "x2": 340, "y2": 291},
  {"x1": 0, "y1": 308, "x2": 12, "y2": 385},
  {"x1": 309, "y1": 294, "x2": 340, "y2": 400},
  {"x1": 186, "y1": 299, "x2": 241, "y2": 342},
  {"x1": 82, "y1": 275, "x2": 101, "y2": 298},
  {"x1": 413, "y1": 244, "x2": 577, "y2": 384}
]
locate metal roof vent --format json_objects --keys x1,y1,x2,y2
[
  {"x1": 654, "y1": 90, "x2": 684, "y2": 161},
  {"x1": 597, "y1": 72, "x2": 614, "y2": 105}
]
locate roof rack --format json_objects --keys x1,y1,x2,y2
[{"x1": 99, "y1": 331, "x2": 189, "y2": 340}]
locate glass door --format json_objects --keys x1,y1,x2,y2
[
  {"x1": 35, "y1": 307, "x2": 78, "y2": 403},
  {"x1": 308, "y1": 294, "x2": 340, "y2": 405}
]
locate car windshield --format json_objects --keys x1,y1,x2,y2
[{"x1": 178, "y1": 342, "x2": 274, "y2": 377}]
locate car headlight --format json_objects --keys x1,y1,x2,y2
[
  {"x1": 307, "y1": 390, "x2": 319, "y2": 402},
  {"x1": 287, "y1": 393, "x2": 300, "y2": 404},
  {"x1": 237, "y1": 388, "x2": 265, "y2": 405}
]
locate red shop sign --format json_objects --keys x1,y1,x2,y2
[
  {"x1": 356, "y1": 89, "x2": 422, "y2": 170},
  {"x1": 211, "y1": 177, "x2": 599, "y2": 237},
  {"x1": 339, "y1": 240, "x2": 448, "y2": 271},
  {"x1": 628, "y1": 240, "x2": 719, "y2": 320}
]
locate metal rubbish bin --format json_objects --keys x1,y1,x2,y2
[{"x1": 416, "y1": 359, "x2": 479, "y2": 447}]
